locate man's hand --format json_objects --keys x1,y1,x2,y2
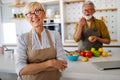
[
  {"x1": 88, "y1": 36, "x2": 97, "y2": 42},
  {"x1": 78, "y1": 17, "x2": 86, "y2": 28}
]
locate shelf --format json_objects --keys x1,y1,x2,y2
[
  {"x1": 12, "y1": 18, "x2": 25, "y2": 20},
  {"x1": 64, "y1": 0, "x2": 85, "y2": 4},
  {"x1": 64, "y1": 40, "x2": 76, "y2": 43},
  {"x1": 65, "y1": 22, "x2": 78, "y2": 24},
  {"x1": 9, "y1": 3, "x2": 26, "y2": 8},
  {"x1": 111, "y1": 39, "x2": 118, "y2": 43},
  {"x1": 40, "y1": 0, "x2": 59, "y2": 4},
  {"x1": 96, "y1": 8, "x2": 117, "y2": 12},
  {"x1": 2, "y1": 44, "x2": 17, "y2": 47}
]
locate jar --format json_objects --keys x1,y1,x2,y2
[{"x1": 0, "y1": 46, "x2": 4, "y2": 54}]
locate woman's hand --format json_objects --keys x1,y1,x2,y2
[
  {"x1": 19, "y1": 59, "x2": 67, "y2": 75},
  {"x1": 47, "y1": 59, "x2": 67, "y2": 71}
]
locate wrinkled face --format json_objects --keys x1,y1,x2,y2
[
  {"x1": 25, "y1": 8, "x2": 45, "y2": 28},
  {"x1": 82, "y1": 4, "x2": 95, "y2": 16}
]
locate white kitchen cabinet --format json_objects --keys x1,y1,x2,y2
[{"x1": 0, "y1": 73, "x2": 17, "y2": 80}]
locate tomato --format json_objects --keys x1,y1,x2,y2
[
  {"x1": 80, "y1": 51, "x2": 86, "y2": 57},
  {"x1": 86, "y1": 51, "x2": 93, "y2": 58}
]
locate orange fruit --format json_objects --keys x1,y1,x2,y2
[
  {"x1": 88, "y1": 36, "x2": 95, "y2": 42},
  {"x1": 102, "y1": 52, "x2": 108, "y2": 57}
]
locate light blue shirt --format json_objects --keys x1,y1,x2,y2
[{"x1": 14, "y1": 29, "x2": 66, "y2": 75}]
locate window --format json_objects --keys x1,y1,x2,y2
[{"x1": 3, "y1": 23, "x2": 17, "y2": 44}]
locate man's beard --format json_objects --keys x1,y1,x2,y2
[{"x1": 83, "y1": 15, "x2": 92, "y2": 20}]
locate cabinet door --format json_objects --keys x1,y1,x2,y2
[{"x1": 0, "y1": 73, "x2": 17, "y2": 80}]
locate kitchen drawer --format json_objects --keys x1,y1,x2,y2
[{"x1": 0, "y1": 72, "x2": 17, "y2": 80}]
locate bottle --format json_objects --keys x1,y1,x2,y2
[{"x1": 100, "y1": 16, "x2": 105, "y2": 22}]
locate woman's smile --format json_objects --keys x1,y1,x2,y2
[{"x1": 32, "y1": 18, "x2": 40, "y2": 23}]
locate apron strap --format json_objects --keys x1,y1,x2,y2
[{"x1": 27, "y1": 30, "x2": 32, "y2": 53}]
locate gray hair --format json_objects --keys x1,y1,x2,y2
[
  {"x1": 24, "y1": 2, "x2": 45, "y2": 15},
  {"x1": 82, "y1": 1, "x2": 95, "y2": 9}
]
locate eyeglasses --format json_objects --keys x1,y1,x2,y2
[
  {"x1": 25, "y1": 9, "x2": 44, "y2": 18},
  {"x1": 83, "y1": 8, "x2": 93, "y2": 12}
]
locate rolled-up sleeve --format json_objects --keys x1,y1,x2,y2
[
  {"x1": 100, "y1": 21, "x2": 111, "y2": 40},
  {"x1": 14, "y1": 34, "x2": 28, "y2": 75}
]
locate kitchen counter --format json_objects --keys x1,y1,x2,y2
[
  {"x1": 0, "y1": 53, "x2": 120, "y2": 80},
  {"x1": 61, "y1": 52, "x2": 120, "y2": 80},
  {"x1": 63, "y1": 40, "x2": 120, "y2": 48},
  {"x1": 0, "y1": 54, "x2": 16, "y2": 73}
]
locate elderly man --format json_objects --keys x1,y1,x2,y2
[{"x1": 74, "y1": 1, "x2": 111, "y2": 50}]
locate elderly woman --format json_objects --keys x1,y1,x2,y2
[{"x1": 14, "y1": 2, "x2": 67, "y2": 80}]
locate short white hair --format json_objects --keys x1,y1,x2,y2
[
  {"x1": 24, "y1": 2, "x2": 45, "y2": 15},
  {"x1": 82, "y1": 1, "x2": 95, "y2": 9}
]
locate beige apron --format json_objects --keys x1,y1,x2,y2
[{"x1": 21, "y1": 29, "x2": 61, "y2": 80}]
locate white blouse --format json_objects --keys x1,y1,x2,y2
[{"x1": 14, "y1": 29, "x2": 66, "y2": 75}]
